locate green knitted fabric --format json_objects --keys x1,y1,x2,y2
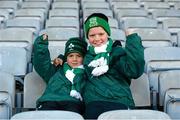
[{"x1": 84, "y1": 16, "x2": 111, "y2": 38}]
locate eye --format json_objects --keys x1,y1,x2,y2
[
  {"x1": 99, "y1": 32, "x2": 105, "y2": 36},
  {"x1": 89, "y1": 34, "x2": 95, "y2": 37},
  {"x1": 68, "y1": 54, "x2": 74, "y2": 57}
]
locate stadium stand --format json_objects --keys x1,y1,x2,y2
[
  {"x1": 0, "y1": 0, "x2": 178, "y2": 119},
  {"x1": 0, "y1": 71, "x2": 15, "y2": 119}
]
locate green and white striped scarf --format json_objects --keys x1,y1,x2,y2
[
  {"x1": 63, "y1": 63, "x2": 84, "y2": 101},
  {"x1": 88, "y1": 38, "x2": 113, "y2": 76}
]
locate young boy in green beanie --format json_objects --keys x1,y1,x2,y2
[
  {"x1": 82, "y1": 13, "x2": 145, "y2": 119},
  {"x1": 33, "y1": 34, "x2": 87, "y2": 115}
]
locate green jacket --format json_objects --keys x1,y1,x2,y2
[
  {"x1": 83, "y1": 33, "x2": 145, "y2": 107},
  {"x1": 33, "y1": 35, "x2": 86, "y2": 105}
]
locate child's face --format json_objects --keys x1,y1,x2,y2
[
  {"x1": 88, "y1": 26, "x2": 108, "y2": 47},
  {"x1": 67, "y1": 52, "x2": 83, "y2": 68}
]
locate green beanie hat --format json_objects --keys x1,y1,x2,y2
[
  {"x1": 84, "y1": 13, "x2": 111, "y2": 38},
  {"x1": 64, "y1": 37, "x2": 87, "y2": 58}
]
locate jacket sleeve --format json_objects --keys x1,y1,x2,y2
[
  {"x1": 115, "y1": 33, "x2": 145, "y2": 79},
  {"x1": 33, "y1": 35, "x2": 57, "y2": 83}
]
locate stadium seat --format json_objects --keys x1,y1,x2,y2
[
  {"x1": 54, "y1": 0, "x2": 78, "y2": 2},
  {"x1": 83, "y1": 9, "x2": 114, "y2": 21},
  {"x1": 48, "y1": 45, "x2": 66, "y2": 60},
  {"x1": 110, "y1": 28, "x2": 126, "y2": 46},
  {"x1": 21, "y1": 1, "x2": 50, "y2": 11},
  {"x1": 82, "y1": 2, "x2": 111, "y2": 10},
  {"x1": 120, "y1": 17, "x2": 158, "y2": 29},
  {"x1": 97, "y1": 110, "x2": 171, "y2": 120},
  {"x1": 164, "y1": 88, "x2": 180, "y2": 120},
  {"x1": 158, "y1": 70, "x2": 180, "y2": 120},
  {"x1": 162, "y1": 18, "x2": 180, "y2": 34},
  {"x1": 39, "y1": 28, "x2": 79, "y2": 58},
  {"x1": 45, "y1": 18, "x2": 80, "y2": 30},
  {"x1": 0, "y1": 1, "x2": 19, "y2": 13},
  {"x1": 0, "y1": 71, "x2": 15, "y2": 119},
  {"x1": 0, "y1": 28, "x2": 34, "y2": 61},
  {"x1": 142, "y1": 2, "x2": 171, "y2": 12},
  {"x1": 14, "y1": 9, "x2": 46, "y2": 28},
  {"x1": 23, "y1": 72, "x2": 46, "y2": 109},
  {"x1": 130, "y1": 73, "x2": 151, "y2": 107},
  {"x1": 150, "y1": 9, "x2": 180, "y2": 21},
  {"x1": 6, "y1": 18, "x2": 42, "y2": 35},
  {"x1": 112, "y1": 2, "x2": 142, "y2": 10},
  {"x1": 133, "y1": 28, "x2": 173, "y2": 48},
  {"x1": 21, "y1": 1, "x2": 50, "y2": 17},
  {"x1": 24, "y1": 0, "x2": 51, "y2": 2},
  {"x1": 11, "y1": 110, "x2": 84, "y2": 120},
  {"x1": 174, "y1": 2, "x2": 180, "y2": 9},
  {"x1": 145, "y1": 47, "x2": 180, "y2": 92},
  {"x1": 49, "y1": 9, "x2": 79, "y2": 19},
  {"x1": 108, "y1": 18, "x2": 119, "y2": 29},
  {"x1": 164, "y1": 0, "x2": 180, "y2": 3},
  {"x1": 52, "y1": 2, "x2": 79, "y2": 10},
  {"x1": 0, "y1": 47, "x2": 28, "y2": 77},
  {"x1": 138, "y1": 0, "x2": 162, "y2": 1},
  {"x1": 115, "y1": 9, "x2": 149, "y2": 21},
  {"x1": 81, "y1": 0, "x2": 106, "y2": 4},
  {"x1": 144, "y1": 47, "x2": 180, "y2": 108}
]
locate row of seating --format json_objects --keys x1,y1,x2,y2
[
  {"x1": 1, "y1": 69, "x2": 179, "y2": 119},
  {"x1": 0, "y1": 0, "x2": 180, "y2": 119},
  {"x1": 10, "y1": 110, "x2": 171, "y2": 120}
]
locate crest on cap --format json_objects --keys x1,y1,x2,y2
[
  {"x1": 89, "y1": 17, "x2": 98, "y2": 27},
  {"x1": 68, "y1": 43, "x2": 75, "y2": 51}
]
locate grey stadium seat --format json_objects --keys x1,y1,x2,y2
[
  {"x1": 97, "y1": 110, "x2": 171, "y2": 120},
  {"x1": 11, "y1": 110, "x2": 84, "y2": 120},
  {"x1": 0, "y1": 71, "x2": 15, "y2": 119}
]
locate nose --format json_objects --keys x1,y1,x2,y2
[
  {"x1": 94, "y1": 35, "x2": 100, "y2": 41},
  {"x1": 72, "y1": 56, "x2": 77, "y2": 60}
]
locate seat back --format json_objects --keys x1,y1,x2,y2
[
  {"x1": 164, "y1": 88, "x2": 180, "y2": 120},
  {"x1": 130, "y1": 73, "x2": 151, "y2": 107},
  {"x1": 145, "y1": 47, "x2": 180, "y2": 92},
  {"x1": 159, "y1": 70, "x2": 180, "y2": 106},
  {"x1": 134, "y1": 28, "x2": 173, "y2": 48},
  {"x1": 11, "y1": 110, "x2": 84, "y2": 120},
  {"x1": 0, "y1": 71, "x2": 15, "y2": 119},
  {"x1": 0, "y1": 47, "x2": 28, "y2": 76},
  {"x1": 97, "y1": 110, "x2": 171, "y2": 120},
  {"x1": 23, "y1": 72, "x2": 46, "y2": 108}
]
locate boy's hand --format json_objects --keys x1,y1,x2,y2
[
  {"x1": 53, "y1": 58, "x2": 63, "y2": 66},
  {"x1": 125, "y1": 29, "x2": 136, "y2": 36},
  {"x1": 43, "y1": 34, "x2": 48, "y2": 40}
]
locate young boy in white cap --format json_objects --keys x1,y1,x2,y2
[
  {"x1": 82, "y1": 13, "x2": 145, "y2": 119},
  {"x1": 33, "y1": 34, "x2": 87, "y2": 115}
]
